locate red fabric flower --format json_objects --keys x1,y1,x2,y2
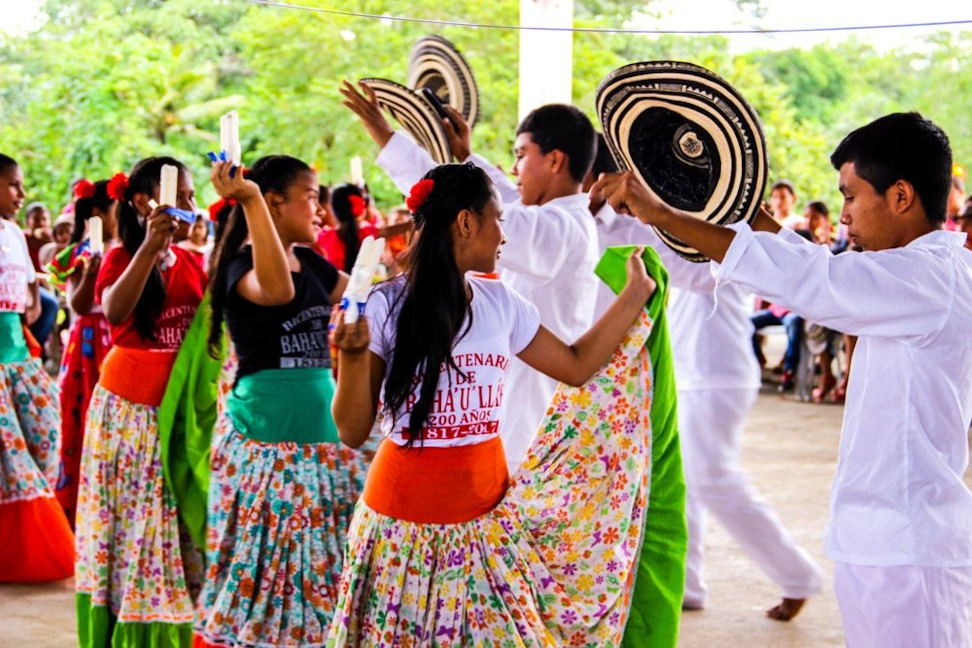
[
  {"x1": 406, "y1": 179, "x2": 435, "y2": 213},
  {"x1": 348, "y1": 194, "x2": 366, "y2": 218},
  {"x1": 106, "y1": 172, "x2": 129, "y2": 201},
  {"x1": 208, "y1": 197, "x2": 236, "y2": 223},
  {"x1": 73, "y1": 179, "x2": 96, "y2": 200}
]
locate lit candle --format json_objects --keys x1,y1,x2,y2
[
  {"x1": 160, "y1": 164, "x2": 178, "y2": 207},
  {"x1": 220, "y1": 111, "x2": 242, "y2": 165},
  {"x1": 88, "y1": 216, "x2": 103, "y2": 255},
  {"x1": 350, "y1": 156, "x2": 364, "y2": 186}
]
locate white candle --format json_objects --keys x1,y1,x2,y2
[
  {"x1": 350, "y1": 156, "x2": 363, "y2": 186},
  {"x1": 88, "y1": 216, "x2": 103, "y2": 255},
  {"x1": 160, "y1": 164, "x2": 178, "y2": 207},
  {"x1": 220, "y1": 111, "x2": 242, "y2": 165},
  {"x1": 342, "y1": 235, "x2": 386, "y2": 323}
]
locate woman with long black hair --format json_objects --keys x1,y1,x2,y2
[
  {"x1": 328, "y1": 163, "x2": 659, "y2": 646},
  {"x1": 75, "y1": 156, "x2": 207, "y2": 647},
  {"x1": 194, "y1": 155, "x2": 370, "y2": 647}
]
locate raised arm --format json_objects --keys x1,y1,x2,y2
[
  {"x1": 591, "y1": 171, "x2": 780, "y2": 263},
  {"x1": 210, "y1": 161, "x2": 294, "y2": 306},
  {"x1": 69, "y1": 255, "x2": 101, "y2": 315},
  {"x1": 516, "y1": 247, "x2": 655, "y2": 385},
  {"x1": 101, "y1": 205, "x2": 175, "y2": 325}
]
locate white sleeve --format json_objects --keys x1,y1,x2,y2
[
  {"x1": 466, "y1": 152, "x2": 519, "y2": 204},
  {"x1": 14, "y1": 228, "x2": 35, "y2": 283},
  {"x1": 496, "y1": 203, "x2": 574, "y2": 282},
  {"x1": 504, "y1": 284, "x2": 542, "y2": 354},
  {"x1": 641, "y1": 226, "x2": 717, "y2": 293},
  {"x1": 714, "y1": 224, "x2": 953, "y2": 339},
  {"x1": 375, "y1": 132, "x2": 437, "y2": 196},
  {"x1": 364, "y1": 287, "x2": 394, "y2": 360}
]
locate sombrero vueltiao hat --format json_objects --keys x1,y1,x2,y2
[
  {"x1": 360, "y1": 77, "x2": 452, "y2": 165},
  {"x1": 596, "y1": 60, "x2": 768, "y2": 262},
  {"x1": 407, "y1": 35, "x2": 479, "y2": 128}
]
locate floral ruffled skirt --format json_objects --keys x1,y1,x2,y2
[{"x1": 328, "y1": 312, "x2": 655, "y2": 647}]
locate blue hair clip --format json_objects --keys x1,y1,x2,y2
[
  {"x1": 207, "y1": 152, "x2": 219, "y2": 164},
  {"x1": 229, "y1": 165, "x2": 237, "y2": 180},
  {"x1": 219, "y1": 150, "x2": 228, "y2": 163}
]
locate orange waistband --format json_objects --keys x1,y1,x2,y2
[
  {"x1": 362, "y1": 437, "x2": 509, "y2": 524},
  {"x1": 99, "y1": 346, "x2": 177, "y2": 407}
]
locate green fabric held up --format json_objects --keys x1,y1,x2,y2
[
  {"x1": 157, "y1": 290, "x2": 225, "y2": 550},
  {"x1": 227, "y1": 367, "x2": 339, "y2": 444},
  {"x1": 75, "y1": 593, "x2": 192, "y2": 648},
  {"x1": 0, "y1": 312, "x2": 29, "y2": 363},
  {"x1": 595, "y1": 245, "x2": 688, "y2": 648}
]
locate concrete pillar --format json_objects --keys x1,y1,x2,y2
[{"x1": 518, "y1": 0, "x2": 574, "y2": 120}]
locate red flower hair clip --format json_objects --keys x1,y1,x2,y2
[
  {"x1": 106, "y1": 172, "x2": 129, "y2": 201},
  {"x1": 73, "y1": 179, "x2": 96, "y2": 200},
  {"x1": 348, "y1": 194, "x2": 366, "y2": 218},
  {"x1": 406, "y1": 179, "x2": 435, "y2": 213},
  {"x1": 208, "y1": 197, "x2": 236, "y2": 223}
]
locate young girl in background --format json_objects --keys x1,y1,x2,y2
[
  {"x1": 0, "y1": 153, "x2": 73, "y2": 582},
  {"x1": 51, "y1": 177, "x2": 119, "y2": 526},
  {"x1": 327, "y1": 163, "x2": 657, "y2": 646},
  {"x1": 318, "y1": 182, "x2": 377, "y2": 273},
  {"x1": 74, "y1": 156, "x2": 206, "y2": 647},
  {"x1": 194, "y1": 156, "x2": 370, "y2": 647}
]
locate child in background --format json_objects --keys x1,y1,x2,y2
[{"x1": 317, "y1": 182, "x2": 378, "y2": 273}]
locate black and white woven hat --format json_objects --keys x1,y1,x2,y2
[
  {"x1": 596, "y1": 60, "x2": 768, "y2": 261},
  {"x1": 360, "y1": 77, "x2": 452, "y2": 165},
  {"x1": 407, "y1": 35, "x2": 479, "y2": 128}
]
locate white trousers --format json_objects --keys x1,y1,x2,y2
[
  {"x1": 834, "y1": 562, "x2": 972, "y2": 647},
  {"x1": 680, "y1": 387, "x2": 823, "y2": 606}
]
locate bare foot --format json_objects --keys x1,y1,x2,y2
[{"x1": 766, "y1": 597, "x2": 806, "y2": 621}]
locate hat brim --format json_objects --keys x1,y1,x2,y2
[
  {"x1": 596, "y1": 60, "x2": 768, "y2": 262},
  {"x1": 407, "y1": 35, "x2": 479, "y2": 128},
  {"x1": 360, "y1": 78, "x2": 452, "y2": 165}
]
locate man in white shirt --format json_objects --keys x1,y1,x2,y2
[
  {"x1": 340, "y1": 82, "x2": 599, "y2": 475},
  {"x1": 587, "y1": 136, "x2": 822, "y2": 622},
  {"x1": 593, "y1": 112, "x2": 972, "y2": 647}
]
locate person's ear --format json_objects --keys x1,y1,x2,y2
[
  {"x1": 265, "y1": 191, "x2": 285, "y2": 217},
  {"x1": 456, "y1": 208, "x2": 476, "y2": 239},
  {"x1": 890, "y1": 179, "x2": 916, "y2": 214},
  {"x1": 548, "y1": 149, "x2": 567, "y2": 175}
]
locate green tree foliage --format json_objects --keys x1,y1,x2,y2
[{"x1": 0, "y1": 0, "x2": 969, "y2": 226}]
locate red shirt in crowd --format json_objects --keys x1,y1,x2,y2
[{"x1": 95, "y1": 245, "x2": 206, "y2": 350}]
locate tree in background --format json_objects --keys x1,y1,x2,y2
[{"x1": 1, "y1": 0, "x2": 969, "y2": 224}]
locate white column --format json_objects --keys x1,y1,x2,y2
[{"x1": 518, "y1": 0, "x2": 574, "y2": 121}]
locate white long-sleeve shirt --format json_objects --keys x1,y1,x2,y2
[
  {"x1": 593, "y1": 205, "x2": 760, "y2": 391},
  {"x1": 376, "y1": 132, "x2": 600, "y2": 470},
  {"x1": 714, "y1": 224, "x2": 972, "y2": 567}
]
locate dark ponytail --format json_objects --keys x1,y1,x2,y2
[
  {"x1": 329, "y1": 183, "x2": 364, "y2": 273},
  {"x1": 116, "y1": 156, "x2": 186, "y2": 342},
  {"x1": 207, "y1": 155, "x2": 313, "y2": 357},
  {"x1": 381, "y1": 163, "x2": 495, "y2": 443},
  {"x1": 71, "y1": 180, "x2": 113, "y2": 244}
]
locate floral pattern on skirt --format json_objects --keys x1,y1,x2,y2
[
  {"x1": 75, "y1": 384, "x2": 202, "y2": 624},
  {"x1": 327, "y1": 312, "x2": 654, "y2": 647},
  {"x1": 55, "y1": 312, "x2": 111, "y2": 525},
  {"x1": 194, "y1": 418, "x2": 371, "y2": 646},
  {"x1": 1, "y1": 357, "x2": 61, "y2": 504}
]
